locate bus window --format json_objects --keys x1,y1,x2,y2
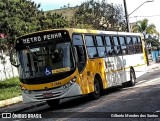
[
  {"x1": 132, "y1": 37, "x2": 137, "y2": 44},
  {"x1": 97, "y1": 47, "x2": 106, "y2": 57},
  {"x1": 96, "y1": 36, "x2": 103, "y2": 46},
  {"x1": 113, "y1": 36, "x2": 121, "y2": 55},
  {"x1": 105, "y1": 36, "x2": 114, "y2": 56},
  {"x1": 105, "y1": 36, "x2": 111, "y2": 46},
  {"x1": 96, "y1": 36, "x2": 106, "y2": 57},
  {"x1": 137, "y1": 37, "x2": 143, "y2": 52},
  {"x1": 133, "y1": 36, "x2": 143, "y2": 53},
  {"x1": 85, "y1": 36, "x2": 95, "y2": 46},
  {"x1": 132, "y1": 36, "x2": 138, "y2": 54},
  {"x1": 137, "y1": 37, "x2": 142, "y2": 44},
  {"x1": 85, "y1": 35, "x2": 98, "y2": 58},
  {"x1": 73, "y1": 34, "x2": 83, "y2": 45},
  {"x1": 119, "y1": 37, "x2": 127, "y2": 55},
  {"x1": 87, "y1": 47, "x2": 98, "y2": 58},
  {"x1": 126, "y1": 36, "x2": 134, "y2": 54},
  {"x1": 126, "y1": 37, "x2": 132, "y2": 45}
]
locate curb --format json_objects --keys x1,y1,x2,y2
[{"x1": 0, "y1": 96, "x2": 22, "y2": 108}]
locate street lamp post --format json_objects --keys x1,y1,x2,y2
[
  {"x1": 123, "y1": 0, "x2": 154, "y2": 32},
  {"x1": 123, "y1": 0, "x2": 154, "y2": 66}
]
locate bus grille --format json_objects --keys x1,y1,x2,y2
[{"x1": 34, "y1": 91, "x2": 61, "y2": 100}]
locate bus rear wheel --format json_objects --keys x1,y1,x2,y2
[
  {"x1": 46, "y1": 99, "x2": 60, "y2": 108},
  {"x1": 90, "y1": 78, "x2": 101, "y2": 100}
]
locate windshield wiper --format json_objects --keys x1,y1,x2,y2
[{"x1": 26, "y1": 46, "x2": 38, "y2": 60}]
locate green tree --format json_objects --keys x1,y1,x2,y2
[
  {"x1": 132, "y1": 18, "x2": 157, "y2": 36},
  {"x1": 0, "y1": 0, "x2": 68, "y2": 47},
  {"x1": 146, "y1": 34, "x2": 160, "y2": 50},
  {"x1": 132, "y1": 18, "x2": 158, "y2": 65},
  {"x1": 70, "y1": 0, "x2": 126, "y2": 31}
]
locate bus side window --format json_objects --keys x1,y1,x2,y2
[
  {"x1": 85, "y1": 35, "x2": 98, "y2": 58},
  {"x1": 119, "y1": 36, "x2": 127, "y2": 55},
  {"x1": 137, "y1": 36, "x2": 143, "y2": 53},
  {"x1": 105, "y1": 36, "x2": 114, "y2": 56},
  {"x1": 73, "y1": 34, "x2": 83, "y2": 45},
  {"x1": 132, "y1": 36, "x2": 139, "y2": 54},
  {"x1": 126, "y1": 36, "x2": 134, "y2": 54},
  {"x1": 113, "y1": 36, "x2": 121, "y2": 55},
  {"x1": 96, "y1": 36, "x2": 106, "y2": 57}
]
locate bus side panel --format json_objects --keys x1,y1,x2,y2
[
  {"x1": 79, "y1": 58, "x2": 108, "y2": 94},
  {"x1": 123, "y1": 53, "x2": 147, "y2": 82}
]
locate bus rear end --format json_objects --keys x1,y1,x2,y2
[{"x1": 10, "y1": 29, "x2": 82, "y2": 107}]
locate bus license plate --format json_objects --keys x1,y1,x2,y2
[{"x1": 43, "y1": 93, "x2": 53, "y2": 98}]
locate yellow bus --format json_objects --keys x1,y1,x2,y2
[{"x1": 10, "y1": 28, "x2": 147, "y2": 107}]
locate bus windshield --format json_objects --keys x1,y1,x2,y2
[{"x1": 18, "y1": 42, "x2": 75, "y2": 79}]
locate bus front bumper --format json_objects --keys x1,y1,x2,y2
[{"x1": 22, "y1": 83, "x2": 82, "y2": 103}]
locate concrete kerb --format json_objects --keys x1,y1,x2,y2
[{"x1": 0, "y1": 96, "x2": 22, "y2": 108}]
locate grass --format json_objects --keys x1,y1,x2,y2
[{"x1": 0, "y1": 77, "x2": 21, "y2": 101}]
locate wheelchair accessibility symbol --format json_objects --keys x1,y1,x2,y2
[{"x1": 45, "y1": 67, "x2": 52, "y2": 76}]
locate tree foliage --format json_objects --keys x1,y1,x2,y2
[
  {"x1": 132, "y1": 18, "x2": 157, "y2": 36},
  {"x1": 0, "y1": 0, "x2": 68, "y2": 46},
  {"x1": 70, "y1": 0, "x2": 126, "y2": 31},
  {"x1": 132, "y1": 18, "x2": 159, "y2": 49}
]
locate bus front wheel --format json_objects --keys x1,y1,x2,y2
[
  {"x1": 46, "y1": 99, "x2": 60, "y2": 108},
  {"x1": 90, "y1": 78, "x2": 101, "y2": 100}
]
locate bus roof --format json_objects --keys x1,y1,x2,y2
[{"x1": 17, "y1": 28, "x2": 142, "y2": 39}]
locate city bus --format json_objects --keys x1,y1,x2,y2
[{"x1": 10, "y1": 28, "x2": 147, "y2": 107}]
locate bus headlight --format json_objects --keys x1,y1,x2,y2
[{"x1": 63, "y1": 76, "x2": 77, "y2": 89}]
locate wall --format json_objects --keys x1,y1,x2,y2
[{"x1": 0, "y1": 54, "x2": 19, "y2": 81}]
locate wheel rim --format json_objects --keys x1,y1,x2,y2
[
  {"x1": 131, "y1": 72, "x2": 135, "y2": 84},
  {"x1": 94, "y1": 81, "x2": 100, "y2": 95}
]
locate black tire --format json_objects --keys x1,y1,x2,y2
[
  {"x1": 90, "y1": 78, "x2": 101, "y2": 100},
  {"x1": 128, "y1": 69, "x2": 136, "y2": 86},
  {"x1": 46, "y1": 99, "x2": 60, "y2": 108}
]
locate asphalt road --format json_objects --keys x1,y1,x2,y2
[{"x1": 1, "y1": 70, "x2": 160, "y2": 121}]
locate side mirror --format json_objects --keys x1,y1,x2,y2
[{"x1": 10, "y1": 48, "x2": 20, "y2": 67}]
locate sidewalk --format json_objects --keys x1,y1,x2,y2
[
  {"x1": 147, "y1": 61, "x2": 160, "y2": 72},
  {"x1": 0, "y1": 61, "x2": 159, "y2": 112}
]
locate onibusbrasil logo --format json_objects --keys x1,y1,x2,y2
[{"x1": 1, "y1": 113, "x2": 42, "y2": 119}]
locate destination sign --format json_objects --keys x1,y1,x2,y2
[{"x1": 16, "y1": 30, "x2": 70, "y2": 46}]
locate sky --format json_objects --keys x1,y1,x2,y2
[{"x1": 32, "y1": 0, "x2": 160, "y2": 32}]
